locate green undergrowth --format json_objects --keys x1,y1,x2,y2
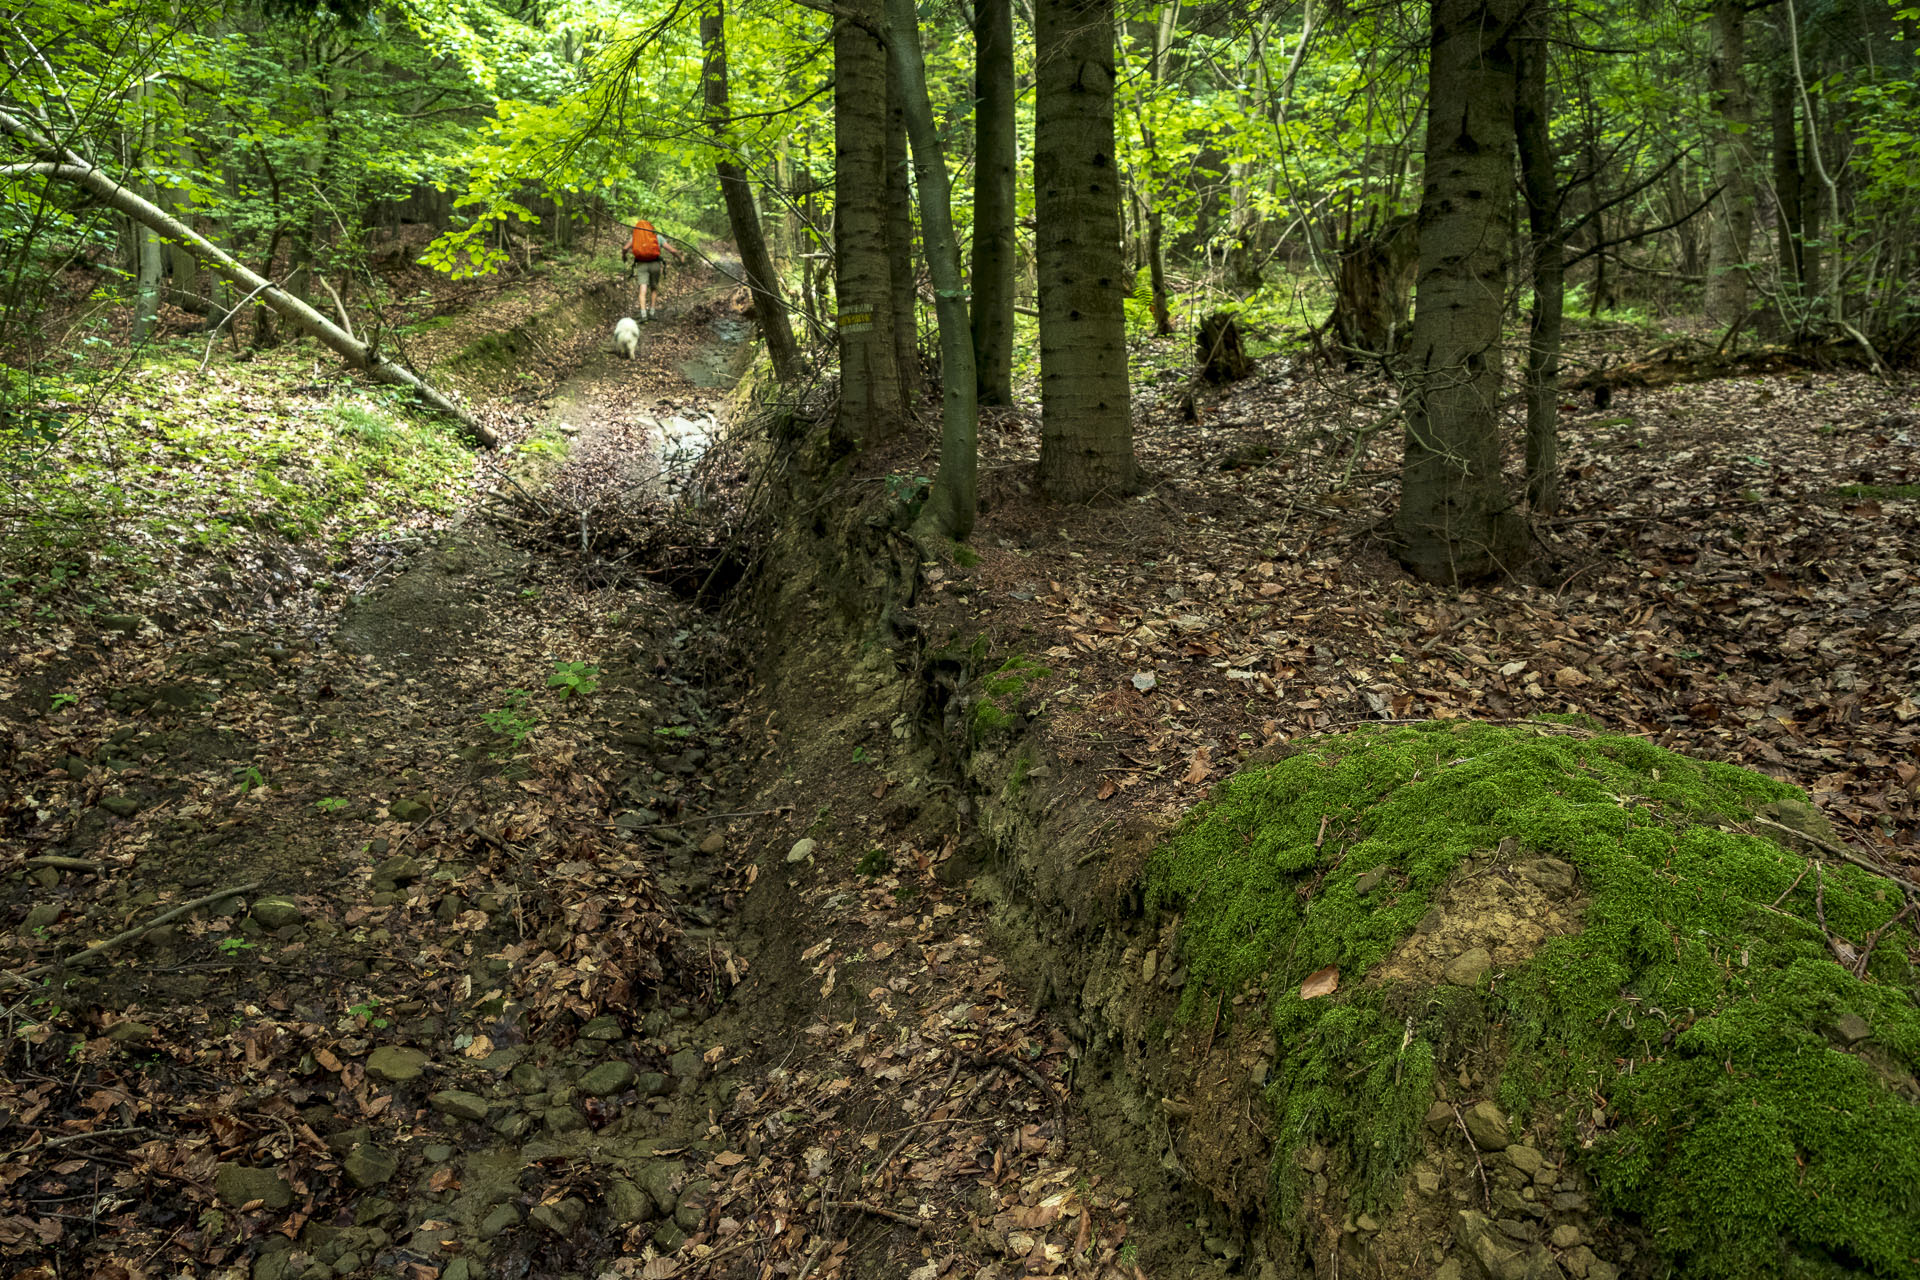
[
  {"x1": 1, "y1": 360, "x2": 471, "y2": 623},
  {"x1": 1146, "y1": 720, "x2": 1920, "y2": 1279},
  {"x1": 1835, "y1": 483, "x2": 1920, "y2": 502}
]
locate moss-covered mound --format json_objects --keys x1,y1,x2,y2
[{"x1": 1148, "y1": 720, "x2": 1920, "y2": 1279}]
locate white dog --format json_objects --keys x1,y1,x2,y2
[{"x1": 613, "y1": 316, "x2": 641, "y2": 360}]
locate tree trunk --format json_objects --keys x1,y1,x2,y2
[
  {"x1": 884, "y1": 0, "x2": 978, "y2": 540},
  {"x1": 1137, "y1": 0, "x2": 1176, "y2": 336},
  {"x1": 130, "y1": 80, "x2": 161, "y2": 342},
  {"x1": 1768, "y1": 59, "x2": 1805, "y2": 291},
  {"x1": 1514, "y1": 0, "x2": 1563, "y2": 515},
  {"x1": 1705, "y1": 0, "x2": 1756, "y2": 324},
  {"x1": 834, "y1": 0, "x2": 903, "y2": 444},
  {"x1": 0, "y1": 111, "x2": 493, "y2": 443},
  {"x1": 701, "y1": 0, "x2": 803, "y2": 383},
  {"x1": 1034, "y1": 0, "x2": 1138, "y2": 501},
  {"x1": 132, "y1": 217, "x2": 163, "y2": 342},
  {"x1": 1394, "y1": 0, "x2": 1529, "y2": 583},
  {"x1": 1785, "y1": 0, "x2": 1839, "y2": 320},
  {"x1": 971, "y1": 0, "x2": 1017, "y2": 405},
  {"x1": 885, "y1": 72, "x2": 919, "y2": 410}
]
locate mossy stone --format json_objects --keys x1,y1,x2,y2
[
  {"x1": 214, "y1": 1163, "x2": 293, "y2": 1210},
  {"x1": 366, "y1": 1045, "x2": 430, "y2": 1083},
  {"x1": 1145, "y1": 722, "x2": 1920, "y2": 1277}
]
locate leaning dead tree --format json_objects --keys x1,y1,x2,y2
[{"x1": 0, "y1": 108, "x2": 496, "y2": 446}]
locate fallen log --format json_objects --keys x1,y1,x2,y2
[
  {"x1": 1573, "y1": 337, "x2": 1890, "y2": 400},
  {"x1": 0, "y1": 109, "x2": 495, "y2": 446}
]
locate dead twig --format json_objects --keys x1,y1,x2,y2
[
  {"x1": 1852, "y1": 900, "x2": 1917, "y2": 980},
  {"x1": 826, "y1": 1200, "x2": 931, "y2": 1234},
  {"x1": 1746, "y1": 817, "x2": 1920, "y2": 899},
  {"x1": 1450, "y1": 1104, "x2": 1492, "y2": 1212},
  {"x1": 2, "y1": 881, "x2": 263, "y2": 989},
  {"x1": 868, "y1": 1055, "x2": 964, "y2": 1186},
  {"x1": 969, "y1": 1052, "x2": 1068, "y2": 1148},
  {"x1": 24, "y1": 856, "x2": 101, "y2": 873},
  {"x1": 1769, "y1": 860, "x2": 1811, "y2": 909},
  {"x1": 615, "y1": 804, "x2": 795, "y2": 832}
]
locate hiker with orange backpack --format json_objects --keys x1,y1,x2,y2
[{"x1": 620, "y1": 218, "x2": 681, "y2": 319}]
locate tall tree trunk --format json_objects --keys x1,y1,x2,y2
[
  {"x1": 834, "y1": 0, "x2": 902, "y2": 444},
  {"x1": 1034, "y1": 0, "x2": 1137, "y2": 500},
  {"x1": 1136, "y1": 0, "x2": 1177, "y2": 336},
  {"x1": 884, "y1": 0, "x2": 978, "y2": 539},
  {"x1": 1768, "y1": 59, "x2": 1806, "y2": 291},
  {"x1": 130, "y1": 79, "x2": 161, "y2": 342},
  {"x1": 1515, "y1": 0, "x2": 1563, "y2": 515},
  {"x1": 701, "y1": 0, "x2": 802, "y2": 383},
  {"x1": 132, "y1": 218, "x2": 162, "y2": 342},
  {"x1": 971, "y1": 0, "x2": 1017, "y2": 404},
  {"x1": 1394, "y1": 0, "x2": 1529, "y2": 583},
  {"x1": 885, "y1": 73, "x2": 919, "y2": 411},
  {"x1": 1705, "y1": 0, "x2": 1756, "y2": 324}
]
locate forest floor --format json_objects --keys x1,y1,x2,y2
[{"x1": 2, "y1": 256, "x2": 1918, "y2": 1280}]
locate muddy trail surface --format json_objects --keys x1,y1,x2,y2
[{"x1": 0, "y1": 270, "x2": 1153, "y2": 1280}]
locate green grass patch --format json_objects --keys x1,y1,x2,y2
[
  {"x1": 1148, "y1": 721, "x2": 1920, "y2": 1278},
  {"x1": 1835, "y1": 483, "x2": 1920, "y2": 502}
]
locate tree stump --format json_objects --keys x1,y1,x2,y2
[{"x1": 1197, "y1": 312, "x2": 1254, "y2": 384}]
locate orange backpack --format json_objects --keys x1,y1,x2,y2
[{"x1": 628, "y1": 220, "x2": 661, "y2": 262}]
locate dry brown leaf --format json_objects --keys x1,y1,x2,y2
[
  {"x1": 1183, "y1": 746, "x2": 1212, "y2": 785},
  {"x1": 1299, "y1": 965, "x2": 1340, "y2": 1000}
]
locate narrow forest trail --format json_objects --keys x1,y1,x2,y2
[{"x1": 0, "y1": 265, "x2": 1163, "y2": 1280}]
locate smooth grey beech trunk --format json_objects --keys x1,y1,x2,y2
[
  {"x1": 1394, "y1": 0, "x2": 1529, "y2": 583},
  {"x1": 1705, "y1": 0, "x2": 1756, "y2": 325},
  {"x1": 1034, "y1": 0, "x2": 1137, "y2": 502},
  {"x1": 885, "y1": 0, "x2": 978, "y2": 540},
  {"x1": 702, "y1": 1, "x2": 802, "y2": 384},
  {"x1": 971, "y1": 0, "x2": 1017, "y2": 405},
  {"x1": 834, "y1": 0, "x2": 902, "y2": 444}
]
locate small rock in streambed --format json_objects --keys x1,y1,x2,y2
[
  {"x1": 528, "y1": 1197, "x2": 587, "y2": 1236},
  {"x1": 366, "y1": 1045, "x2": 430, "y2": 1083},
  {"x1": 580, "y1": 1061, "x2": 636, "y2": 1097},
  {"x1": 214, "y1": 1163, "x2": 293, "y2": 1210},
  {"x1": 373, "y1": 854, "x2": 423, "y2": 884},
  {"x1": 343, "y1": 1146, "x2": 399, "y2": 1188},
  {"x1": 389, "y1": 797, "x2": 432, "y2": 823},
  {"x1": 476, "y1": 1203, "x2": 522, "y2": 1239},
  {"x1": 251, "y1": 897, "x2": 307, "y2": 930},
  {"x1": 429, "y1": 1090, "x2": 491, "y2": 1122}
]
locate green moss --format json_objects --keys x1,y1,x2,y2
[
  {"x1": 1147, "y1": 722, "x2": 1920, "y2": 1277},
  {"x1": 1005, "y1": 750, "x2": 1033, "y2": 800},
  {"x1": 970, "y1": 655, "x2": 1050, "y2": 743},
  {"x1": 953, "y1": 544, "x2": 981, "y2": 568}
]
